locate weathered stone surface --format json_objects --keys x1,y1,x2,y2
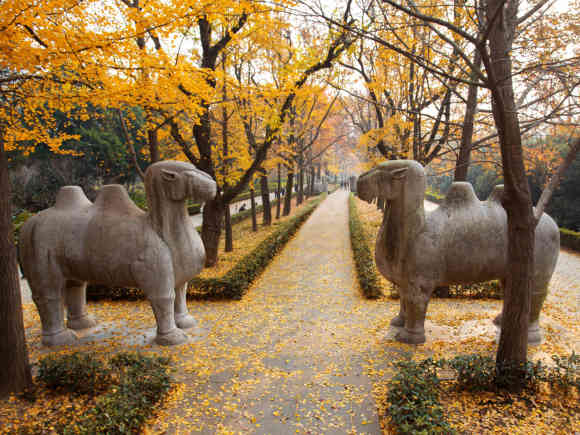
[
  {"x1": 19, "y1": 161, "x2": 216, "y2": 346},
  {"x1": 357, "y1": 160, "x2": 560, "y2": 345}
]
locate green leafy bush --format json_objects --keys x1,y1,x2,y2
[
  {"x1": 37, "y1": 352, "x2": 112, "y2": 396},
  {"x1": 128, "y1": 189, "x2": 148, "y2": 211},
  {"x1": 189, "y1": 194, "x2": 325, "y2": 300},
  {"x1": 69, "y1": 354, "x2": 171, "y2": 434},
  {"x1": 12, "y1": 209, "x2": 34, "y2": 247},
  {"x1": 448, "y1": 354, "x2": 497, "y2": 392},
  {"x1": 425, "y1": 190, "x2": 443, "y2": 204},
  {"x1": 560, "y1": 227, "x2": 580, "y2": 252},
  {"x1": 432, "y1": 281, "x2": 502, "y2": 300},
  {"x1": 34, "y1": 352, "x2": 171, "y2": 434},
  {"x1": 545, "y1": 353, "x2": 579, "y2": 392},
  {"x1": 348, "y1": 194, "x2": 383, "y2": 299},
  {"x1": 385, "y1": 353, "x2": 578, "y2": 434},
  {"x1": 386, "y1": 358, "x2": 453, "y2": 434}
]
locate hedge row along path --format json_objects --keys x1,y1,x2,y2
[{"x1": 12, "y1": 190, "x2": 579, "y2": 433}]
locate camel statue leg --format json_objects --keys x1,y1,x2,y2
[
  {"x1": 174, "y1": 283, "x2": 197, "y2": 329},
  {"x1": 396, "y1": 284, "x2": 429, "y2": 344},
  {"x1": 140, "y1": 276, "x2": 188, "y2": 345},
  {"x1": 391, "y1": 297, "x2": 405, "y2": 327},
  {"x1": 30, "y1": 272, "x2": 77, "y2": 346},
  {"x1": 65, "y1": 280, "x2": 97, "y2": 330}
]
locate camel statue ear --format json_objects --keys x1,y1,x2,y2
[
  {"x1": 161, "y1": 169, "x2": 178, "y2": 182},
  {"x1": 391, "y1": 168, "x2": 408, "y2": 180}
]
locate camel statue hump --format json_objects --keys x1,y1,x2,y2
[
  {"x1": 54, "y1": 186, "x2": 92, "y2": 210},
  {"x1": 487, "y1": 184, "x2": 505, "y2": 204},
  {"x1": 441, "y1": 182, "x2": 479, "y2": 208},
  {"x1": 93, "y1": 184, "x2": 144, "y2": 216}
]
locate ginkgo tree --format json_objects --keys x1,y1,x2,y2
[
  {"x1": 328, "y1": 0, "x2": 580, "y2": 383},
  {"x1": 0, "y1": 0, "x2": 123, "y2": 397}
]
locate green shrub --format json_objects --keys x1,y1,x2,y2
[
  {"x1": 12, "y1": 209, "x2": 34, "y2": 247},
  {"x1": 348, "y1": 194, "x2": 383, "y2": 299},
  {"x1": 386, "y1": 358, "x2": 453, "y2": 434},
  {"x1": 64, "y1": 353, "x2": 171, "y2": 434},
  {"x1": 37, "y1": 352, "x2": 112, "y2": 396},
  {"x1": 432, "y1": 281, "x2": 502, "y2": 300},
  {"x1": 560, "y1": 227, "x2": 580, "y2": 252},
  {"x1": 425, "y1": 190, "x2": 443, "y2": 204},
  {"x1": 128, "y1": 189, "x2": 148, "y2": 211},
  {"x1": 448, "y1": 354, "x2": 497, "y2": 392},
  {"x1": 189, "y1": 194, "x2": 325, "y2": 300},
  {"x1": 385, "y1": 353, "x2": 578, "y2": 434},
  {"x1": 86, "y1": 284, "x2": 145, "y2": 300},
  {"x1": 187, "y1": 201, "x2": 202, "y2": 215},
  {"x1": 545, "y1": 353, "x2": 579, "y2": 392}
]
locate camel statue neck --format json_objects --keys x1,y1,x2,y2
[
  {"x1": 147, "y1": 193, "x2": 191, "y2": 247},
  {"x1": 382, "y1": 166, "x2": 426, "y2": 272}
]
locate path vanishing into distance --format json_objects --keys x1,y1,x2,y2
[
  {"x1": 16, "y1": 190, "x2": 580, "y2": 434},
  {"x1": 152, "y1": 189, "x2": 391, "y2": 433}
]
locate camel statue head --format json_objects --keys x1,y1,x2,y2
[
  {"x1": 357, "y1": 160, "x2": 423, "y2": 203},
  {"x1": 145, "y1": 161, "x2": 217, "y2": 208}
]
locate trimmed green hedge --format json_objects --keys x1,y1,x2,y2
[
  {"x1": 425, "y1": 190, "x2": 443, "y2": 204},
  {"x1": 560, "y1": 227, "x2": 580, "y2": 252},
  {"x1": 348, "y1": 193, "x2": 383, "y2": 299},
  {"x1": 189, "y1": 194, "x2": 326, "y2": 300}
]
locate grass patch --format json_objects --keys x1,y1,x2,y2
[
  {"x1": 3, "y1": 352, "x2": 172, "y2": 434},
  {"x1": 348, "y1": 193, "x2": 383, "y2": 299}
]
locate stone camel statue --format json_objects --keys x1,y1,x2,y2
[
  {"x1": 357, "y1": 160, "x2": 560, "y2": 345},
  {"x1": 19, "y1": 160, "x2": 217, "y2": 346}
]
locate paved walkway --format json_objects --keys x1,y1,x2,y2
[{"x1": 151, "y1": 189, "x2": 389, "y2": 434}]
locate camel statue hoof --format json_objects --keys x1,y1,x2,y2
[
  {"x1": 68, "y1": 314, "x2": 98, "y2": 330},
  {"x1": 155, "y1": 328, "x2": 188, "y2": 346},
  {"x1": 396, "y1": 329, "x2": 426, "y2": 345},
  {"x1": 42, "y1": 329, "x2": 78, "y2": 347},
  {"x1": 390, "y1": 315, "x2": 405, "y2": 327},
  {"x1": 175, "y1": 313, "x2": 197, "y2": 330}
]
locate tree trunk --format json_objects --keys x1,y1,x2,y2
[
  {"x1": 283, "y1": 170, "x2": 294, "y2": 216},
  {"x1": 276, "y1": 163, "x2": 281, "y2": 220},
  {"x1": 487, "y1": 0, "x2": 535, "y2": 383},
  {"x1": 377, "y1": 197, "x2": 385, "y2": 211},
  {"x1": 454, "y1": 50, "x2": 482, "y2": 181},
  {"x1": 224, "y1": 201, "x2": 233, "y2": 252},
  {"x1": 201, "y1": 197, "x2": 225, "y2": 267},
  {"x1": 309, "y1": 166, "x2": 315, "y2": 196},
  {"x1": 260, "y1": 174, "x2": 272, "y2": 226},
  {"x1": 250, "y1": 189, "x2": 257, "y2": 232},
  {"x1": 0, "y1": 138, "x2": 33, "y2": 398},
  {"x1": 147, "y1": 129, "x2": 160, "y2": 163},
  {"x1": 297, "y1": 156, "x2": 304, "y2": 205}
]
